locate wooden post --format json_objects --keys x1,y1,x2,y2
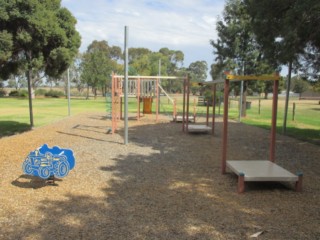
[
  {"x1": 193, "y1": 98, "x2": 196, "y2": 123},
  {"x1": 137, "y1": 77, "x2": 140, "y2": 120},
  {"x1": 173, "y1": 99, "x2": 177, "y2": 121},
  {"x1": 238, "y1": 173, "x2": 245, "y2": 193},
  {"x1": 292, "y1": 102, "x2": 296, "y2": 121},
  {"x1": 212, "y1": 84, "x2": 216, "y2": 135},
  {"x1": 182, "y1": 78, "x2": 186, "y2": 132},
  {"x1": 156, "y1": 78, "x2": 159, "y2": 121},
  {"x1": 270, "y1": 79, "x2": 279, "y2": 162},
  {"x1": 295, "y1": 172, "x2": 303, "y2": 192},
  {"x1": 186, "y1": 76, "x2": 190, "y2": 132},
  {"x1": 206, "y1": 99, "x2": 209, "y2": 126},
  {"x1": 222, "y1": 79, "x2": 229, "y2": 174}
]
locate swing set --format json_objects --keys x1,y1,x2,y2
[{"x1": 111, "y1": 73, "x2": 187, "y2": 134}]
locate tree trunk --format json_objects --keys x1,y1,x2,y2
[
  {"x1": 283, "y1": 61, "x2": 293, "y2": 134},
  {"x1": 86, "y1": 85, "x2": 89, "y2": 100},
  {"x1": 241, "y1": 81, "x2": 248, "y2": 117},
  {"x1": 26, "y1": 70, "x2": 34, "y2": 127}
]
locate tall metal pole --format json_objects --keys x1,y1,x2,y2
[
  {"x1": 124, "y1": 26, "x2": 129, "y2": 145},
  {"x1": 67, "y1": 68, "x2": 71, "y2": 116}
]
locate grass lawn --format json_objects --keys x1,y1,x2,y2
[{"x1": 1, "y1": 95, "x2": 319, "y2": 144}]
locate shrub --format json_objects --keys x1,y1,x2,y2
[
  {"x1": 45, "y1": 90, "x2": 65, "y2": 98},
  {"x1": 9, "y1": 90, "x2": 28, "y2": 97},
  {"x1": 9, "y1": 90, "x2": 19, "y2": 97},
  {"x1": 0, "y1": 89, "x2": 7, "y2": 97},
  {"x1": 19, "y1": 89, "x2": 28, "y2": 97},
  {"x1": 35, "y1": 88, "x2": 47, "y2": 96}
]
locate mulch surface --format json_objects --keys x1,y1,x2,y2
[{"x1": 0, "y1": 112, "x2": 319, "y2": 240}]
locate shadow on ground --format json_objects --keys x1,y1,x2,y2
[
  {"x1": 0, "y1": 121, "x2": 31, "y2": 137},
  {"x1": 5, "y1": 119, "x2": 319, "y2": 239}
]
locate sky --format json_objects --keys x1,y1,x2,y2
[{"x1": 61, "y1": 0, "x2": 226, "y2": 80}]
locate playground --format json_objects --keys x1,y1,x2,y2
[{"x1": 0, "y1": 111, "x2": 319, "y2": 239}]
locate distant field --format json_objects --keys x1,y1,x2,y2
[{"x1": 0, "y1": 95, "x2": 319, "y2": 144}]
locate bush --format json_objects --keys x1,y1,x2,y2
[
  {"x1": 35, "y1": 88, "x2": 47, "y2": 96},
  {"x1": 9, "y1": 90, "x2": 28, "y2": 97},
  {"x1": 45, "y1": 90, "x2": 65, "y2": 98},
  {"x1": 19, "y1": 89, "x2": 28, "y2": 97},
  {"x1": 0, "y1": 89, "x2": 7, "y2": 97},
  {"x1": 9, "y1": 90, "x2": 19, "y2": 97}
]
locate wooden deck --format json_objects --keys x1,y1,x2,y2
[
  {"x1": 174, "y1": 115, "x2": 195, "y2": 122},
  {"x1": 226, "y1": 160, "x2": 302, "y2": 193},
  {"x1": 187, "y1": 124, "x2": 211, "y2": 133}
]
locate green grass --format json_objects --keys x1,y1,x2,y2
[
  {"x1": 1, "y1": 95, "x2": 319, "y2": 144},
  {"x1": 0, "y1": 97, "x2": 106, "y2": 136},
  {"x1": 240, "y1": 98, "x2": 320, "y2": 144}
]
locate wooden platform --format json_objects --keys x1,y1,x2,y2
[
  {"x1": 174, "y1": 115, "x2": 195, "y2": 122},
  {"x1": 226, "y1": 160, "x2": 302, "y2": 193},
  {"x1": 187, "y1": 124, "x2": 211, "y2": 133}
]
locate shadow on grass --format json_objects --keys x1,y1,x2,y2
[{"x1": 0, "y1": 121, "x2": 31, "y2": 137}]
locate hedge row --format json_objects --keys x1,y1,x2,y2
[{"x1": 0, "y1": 89, "x2": 65, "y2": 98}]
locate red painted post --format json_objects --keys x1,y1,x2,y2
[
  {"x1": 193, "y1": 98, "x2": 196, "y2": 123},
  {"x1": 120, "y1": 97, "x2": 123, "y2": 120},
  {"x1": 270, "y1": 79, "x2": 279, "y2": 162},
  {"x1": 137, "y1": 77, "x2": 140, "y2": 120},
  {"x1": 156, "y1": 77, "x2": 159, "y2": 122},
  {"x1": 222, "y1": 79, "x2": 229, "y2": 174},
  {"x1": 182, "y1": 78, "x2": 186, "y2": 132},
  {"x1": 173, "y1": 99, "x2": 177, "y2": 121},
  {"x1": 186, "y1": 76, "x2": 190, "y2": 132},
  {"x1": 295, "y1": 172, "x2": 303, "y2": 192},
  {"x1": 111, "y1": 74, "x2": 115, "y2": 134},
  {"x1": 212, "y1": 84, "x2": 216, "y2": 135},
  {"x1": 206, "y1": 99, "x2": 209, "y2": 126},
  {"x1": 238, "y1": 173, "x2": 245, "y2": 193}
]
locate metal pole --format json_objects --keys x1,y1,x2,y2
[
  {"x1": 212, "y1": 84, "x2": 216, "y2": 135},
  {"x1": 124, "y1": 26, "x2": 129, "y2": 145},
  {"x1": 67, "y1": 68, "x2": 71, "y2": 116}
]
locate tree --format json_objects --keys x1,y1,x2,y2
[
  {"x1": 291, "y1": 76, "x2": 310, "y2": 97},
  {"x1": 188, "y1": 61, "x2": 208, "y2": 95},
  {"x1": 81, "y1": 40, "x2": 121, "y2": 98},
  {"x1": 0, "y1": 0, "x2": 81, "y2": 127},
  {"x1": 210, "y1": 0, "x2": 276, "y2": 116},
  {"x1": 70, "y1": 53, "x2": 84, "y2": 94},
  {"x1": 7, "y1": 74, "x2": 27, "y2": 90},
  {"x1": 244, "y1": 0, "x2": 320, "y2": 132}
]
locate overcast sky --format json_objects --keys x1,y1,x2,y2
[{"x1": 61, "y1": 0, "x2": 226, "y2": 79}]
